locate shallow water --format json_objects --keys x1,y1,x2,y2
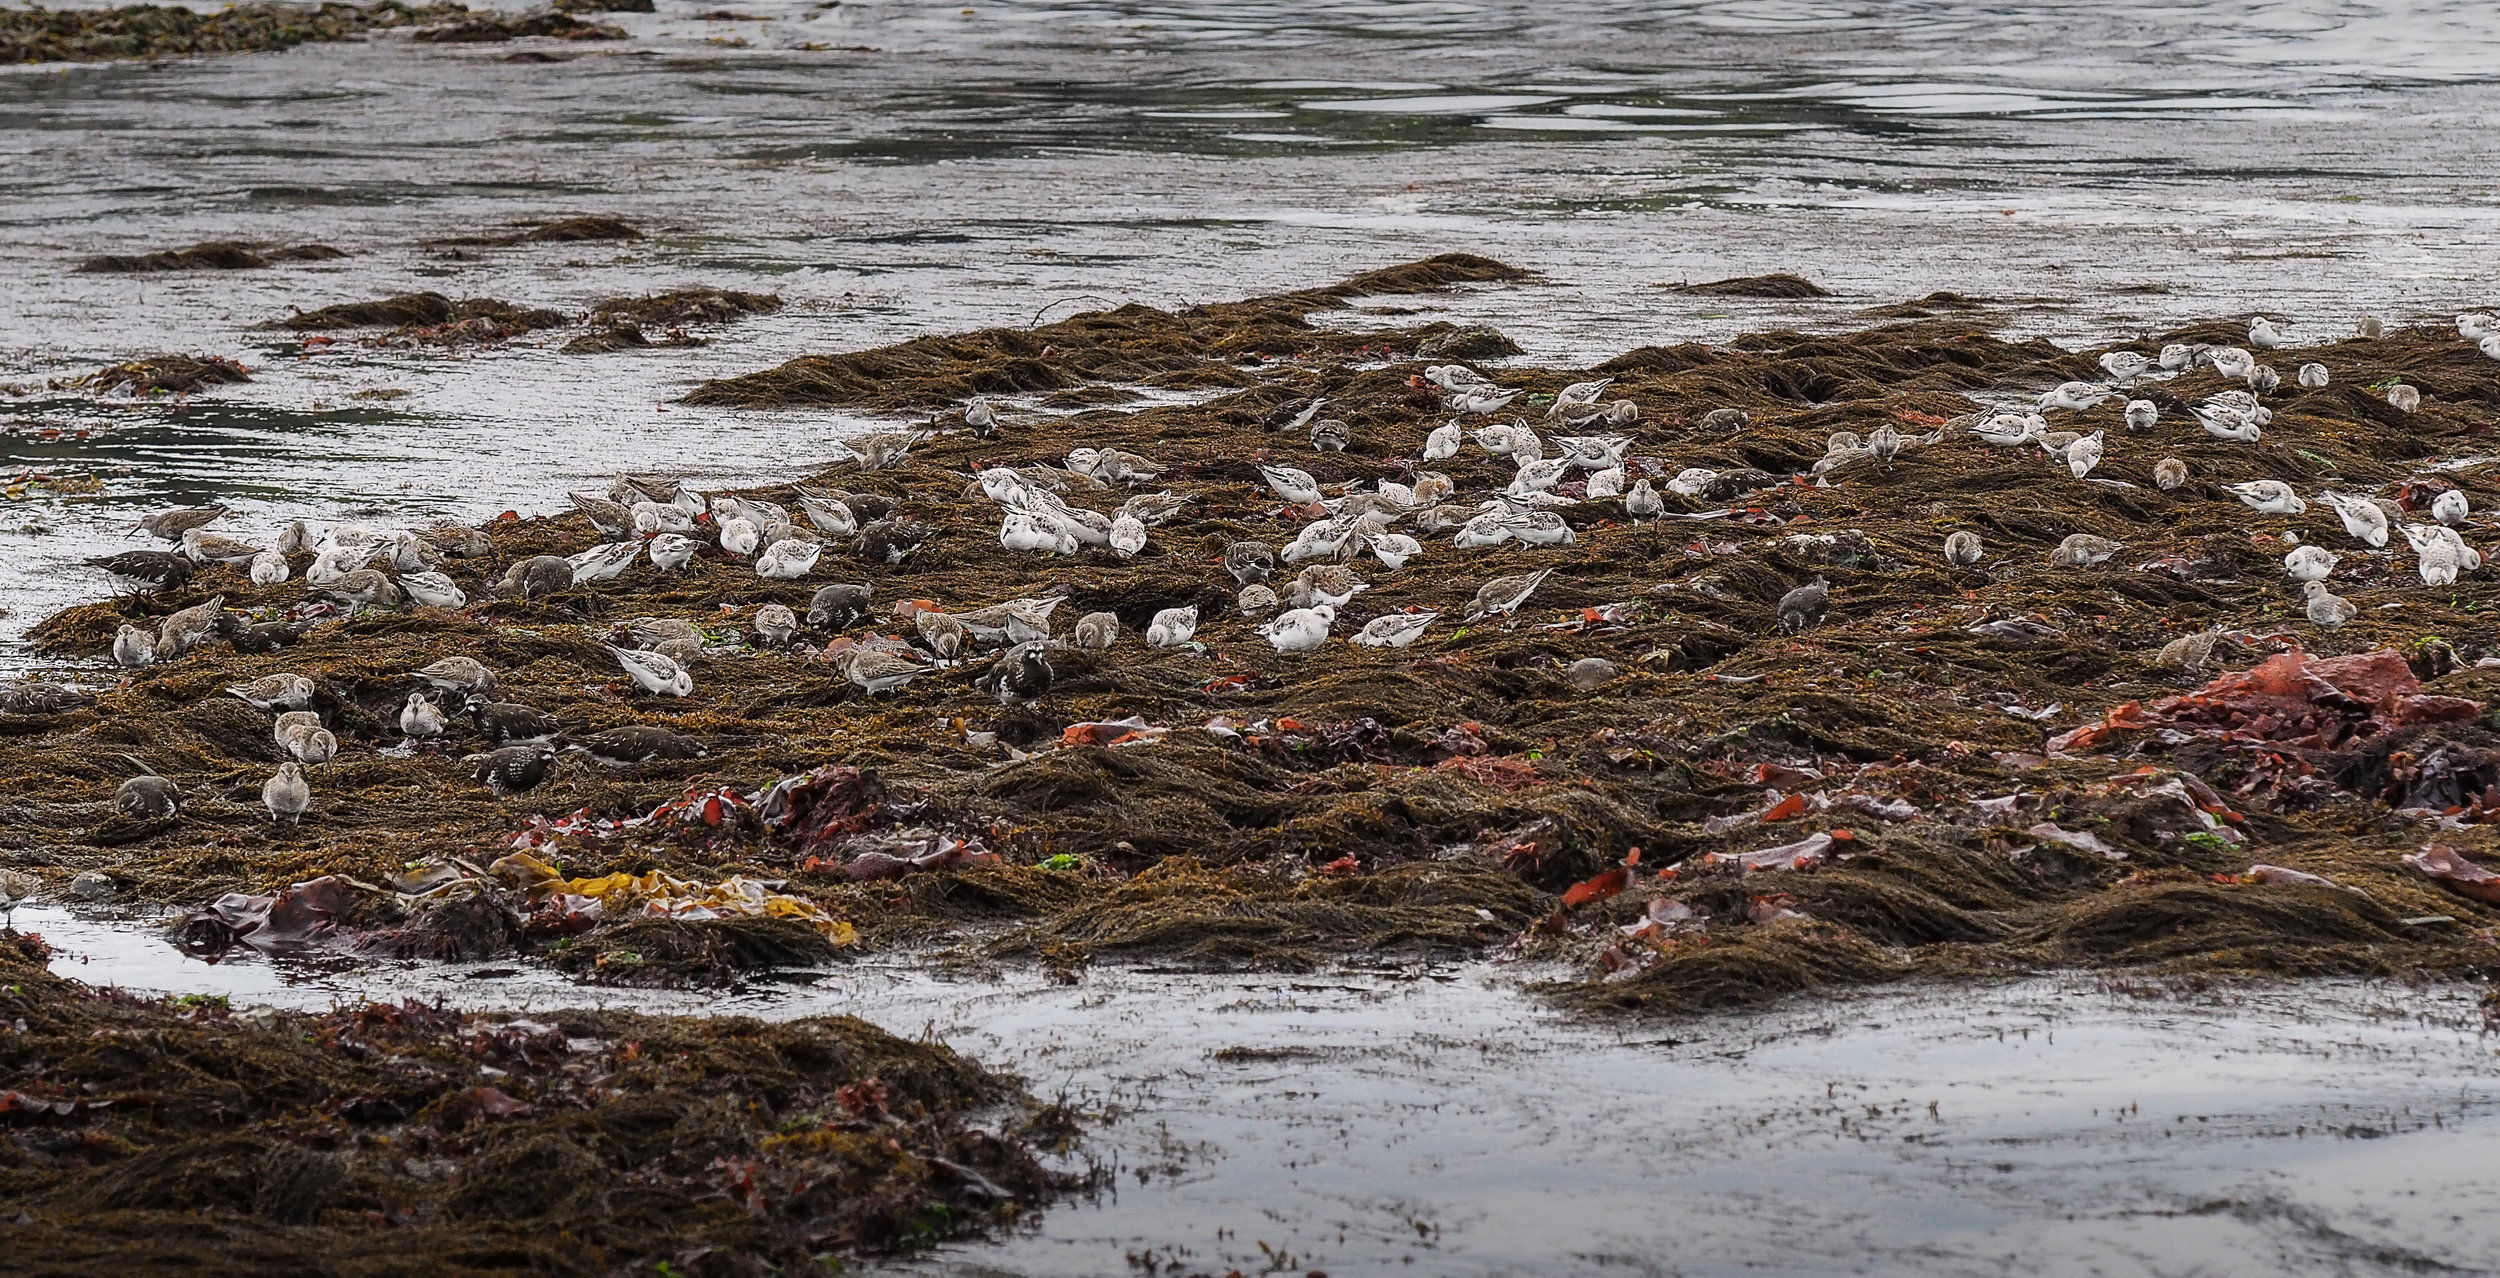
[
  {"x1": 26, "y1": 902, "x2": 2500, "y2": 1277},
  {"x1": 8, "y1": 1, "x2": 2500, "y2": 659}
]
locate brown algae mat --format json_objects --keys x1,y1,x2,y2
[
  {"x1": 1, "y1": 1, "x2": 466, "y2": 63},
  {"x1": 0, "y1": 938, "x2": 1073, "y2": 1274},
  {"x1": 12, "y1": 256, "x2": 2500, "y2": 1016},
  {"x1": 76, "y1": 241, "x2": 347, "y2": 274}
]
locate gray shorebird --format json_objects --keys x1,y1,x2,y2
[{"x1": 115, "y1": 775, "x2": 179, "y2": 820}]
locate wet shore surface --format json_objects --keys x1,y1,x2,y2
[{"x1": 30, "y1": 904, "x2": 2500, "y2": 1278}]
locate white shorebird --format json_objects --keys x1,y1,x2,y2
[
  {"x1": 2459, "y1": 312, "x2": 2497, "y2": 341},
  {"x1": 718, "y1": 516, "x2": 761, "y2": 558},
  {"x1": 1467, "y1": 568, "x2": 1551, "y2": 620},
  {"x1": 400, "y1": 692, "x2": 445, "y2": 738},
  {"x1": 2098, "y1": 351, "x2": 2151, "y2": 385},
  {"x1": 2303, "y1": 581, "x2": 2355, "y2": 630},
  {"x1": 2123, "y1": 400, "x2": 2158, "y2": 432},
  {"x1": 1969, "y1": 413, "x2": 2042, "y2": 447},
  {"x1": 1368, "y1": 532, "x2": 1422, "y2": 569},
  {"x1": 756, "y1": 538, "x2": 822, "y2": 580},
  {"x1": 609, "y1": 646, "x2": 693, "y2": 696},
  {"x1": 1258, "y1": 604, "x2": 1335, "y2": 653},
  {"x1": 567, "y1": 540, "x2": 641, "y2": 584},
  {"x1": 2433, "y1": 489, "x2": 2471, "y2": 526},
  {"x1": 1625, "y1": 479, "x2": 1664, "y2": 521},
  {"x1": 2226, "y1": 480, "x2": 2306, "y2": 515},
  {"x1": 2037, "y1": 382, "x2": 2108, "y2": 412},
  {"x1": 2284, "y1": 544, "x2": 2338, "y2": 583},
  {"x1": 1944, "y1": 531, "x2": 1982, "y2": 567},
  {"x1": 2247, "y1": 317, "x2": 2288, "y2": 349},
  {"x1": 1422, "y1": 420, "x2": 1463, "y2": 462},
  {"x1": 1354, "y1": 611, "x2": 1439, "y2": 648},
  {"x1": 1145, "y1": 605, "x2": 1199, "y2": 647},
  {"x1": 2210, "y1": 346, "x2": 2255, "y2": 380},
  {"x1": 1259, "y1": 464, "x2": 1322, "y2": 505},
  {"x1": 399, "y1": 571, "x2": 468, "y2": 608},
  {"x1": 1109, "y1": 513, "x2": 1148, "y2": 558},
  {"x1": 649, "y1": 533, "x2": 699, "y2": 571},
  {"x1": 2063, "y1": 429, "x2": 2104, "y2": 479},
  {"x1": 263, "y1": 761, "x2": 311, "y2": 825},
  {"x1": 2297, "y1": 362, "x2": 2329, "y2": 389},
  {"x1": 2388, "y1": 384, "x2": 2422, "y2": 412},
  {"x1": 227, "y1": 673, "x2": 315, "y2": 712},
  {"x1": 249, "y1": 551, "x2": 290, "y2": 586},
  {"x1": 2320, "y1": 492, "x2": 2390, "y2": 547},
  {"x1": 1448, "y1": 387, "x2": 1520, "y2": 417}
]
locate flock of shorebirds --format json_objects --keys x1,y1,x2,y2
[{"x1": 67, "y1": 308, "x2": 2500, "y2": 826}]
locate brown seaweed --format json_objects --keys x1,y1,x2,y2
[
  {"x1": 76, "y1": 241, "x2": 346, "y2": 273},
  {"x1": 2, "y1": 1, "x2": 466, "y2": 64}
]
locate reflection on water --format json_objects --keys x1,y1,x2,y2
[{"x1": 26, "y1": 904, "x2": 2500, "y2": 1278}]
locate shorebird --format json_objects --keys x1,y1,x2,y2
[
  {"x1": 2248, "y1": 317, "x2": 2289, "y2": 349},
  {"x1": 648, "y1": 533, "x2": 699, "y2": 571},
  {"x1": 1146, "y1": 605, "x2": 1199, "y2": 647},
  {"x1": 2302, "y1": 581, "x2": 2355, "y2": 629},
  {"x1": 2210, "y1": 347, "x2": 2255, "y2": 380},
  {"x1": 495, "y1": 555, "x2": 571, "y2": 599},
  {"x1": 1109, "y1": 514, "x2": 1148, "y2": 558},
  {"x1": 2098, "y1": 351, "x2": 2151, "y2": 384},
  {"x1": 1260, "y1": 465, "x2": 1322, "y2": 505},
  {"x1": 915, "y1": 610, "x2": 967, "y2": 664},
  {"x1": 1368, "y1": 532, "x2": 1423, "y2": 570},
  {"x1": 2460, "y1": 311, "x2": 2498, "y2": 341},
  {"x1": 568, "y1": 725, "x2": 706, "y2": 766},
  {"x1": 2227, "y1": 480, "x2": 2306, "y2": 515},
  {"x1": 1425, "y1": 364, "x2": 1496, "y2": 392},
  {"x1": 1778, "y1": 576, "x2": 1829, "y2": 632},
  {"x1": 2154, "y1": 458, "x2": 2189, "y2": 491},
  {"x1": 467, "y1": 694, "x2": 561, "y2": 744},
  {"x1": 114, "y1": 624, "x2": 160, "y2": 672},
  {"x1": 1453, "y1": 512, "x2": 1516, "y2": 550},
  {"x1": 115, "y1": 775, "x2": 178, "y2": 820},
  {"x1": 400, "y1": 692, "x2": 446, "y2": 738},
  {"x1": 1225, "y1": 540, "x2": 1277, "y2": 583},
  {"x1": 399, "y1": 571, "x2": 467, "y2": 609},
  {"x1": 609, "y1": 646, "x2": 694, "y2": 696},
  {"x1": 964, "y1": 396, "x2": 998, "y2": 437},
  {"x1": 1258, "y1": 604, "x2": 1335, "y2": 653},
  {"x1": 2050, "y1": 533, "x2": 2122, "y2": 567},
  {"x1": 227, "y1": 673, "x2": 315, "y2": 712},
  {"x1": 2037, "y1": 382, "x2": 2109, "y2": 412},
  {"x1": 1566, "y1": 658, "x2": 1618, "y2": 690},
  {"x1": 134, "y1": 503, "x2": 226, "y2": 542},
  {"x1": 248, "y1": 550, "x2": 290, "y2": 586},
  {"x1": 279, "y1": 721, "x2": 337, "y2": 767},
  {"x1": 1448, "y1": 387, "x2": 1519, "y2": 417},
  {"x1": 1468, "y1": 568, "x2": 1552, "y2": 620},
  {"x1": 2433, "y1": 489, "x2": 2471, "y2": 526},
  {"x1": 1508, "y1": 509, "x2": 1577, "y2": 548},
  {"x1": 983, "y1": 642, "x2": 1053, "y2": 707},
  {"x1": 1422, "y1": 420, "x2": 1462, "y2": 462},
  {"x1": 2388, "y1": 384, "x2": 2422, "y2": 412},
  {"x1": 755, "y1": 603, "x2": 799, "y2": 646},
  {"x1": 569, "y1": 492, "x2": 633, "y2": 539},
  {"x1": 1586, "y1": 466, "x2": 1625, "y2": 500},
  {"x1": 182, "y1": 528, "x2": 264, "y2": 566},
  {"x1": 90, "y1": 550, "x2": 195, "y2": 594},
  {"x1": 2285, "y1": 544, "x2": 2338, "y2": 582},
  {"x1": 1118, "y1": 491, "x2": 1190, "y2": 525},
  {"x1": 411, "y1": 656, "x2": 497, "y2": 696},
  {"x1": 2298, "y1": 363, "x2": 2329, "y2": 389},
  {"x1": 1944, "y1": 531, "x2": 1983, "y2": 567},
  {"x1": 835, "y1": 647, "x2": 927, "y2": 696},
  {"x1": 2124, "y1": 400, "x2": 2158, "y2": 432},
  {"x1": 1074, "y1": 612, "x2": 1119, "y2": 649},
  {"x1": 464, "y1": 743, "x2": 558, "y2": 797},
  {"x1": 1310, "y1": 418, "x2": 1350, "y2": 453},
  {"x1": 1288, "y1": 563, "x2": 1368, "y2": 610},
  {"x1": 1237, "y1": 584, "x2": 1280, "y2": 619},
  {"x1": 718, "y1": 516, "x2": 761, "y2": 559},
  {"x1": 840, "y1": 430, "x2": 928, "y2": 472},
  {"x1": 1968, "y1": 414, "x2": 2041, "y2": 447},
  {"x1": 1266, "y1": 396, "x2": 1326, "y2": 432},
  {"x1": 756, "y1": 538, "x2": 822, "y2": 580},
  {"x1": 1624, "y1": 479, "x2": 1664, "y2": 521},
  {"x1": 1353, "y1": 611, "x2": 1438, "y2": 648},
  {"x1": 799, "y1": 493, "x2": 860, "y2": 537},
  {"x1": 807, "y1": 583, "x2": 871, "y2": 629},
  {"x1": 2063, "y1": 429, "x2": 2104, "y2": 479},
  {"x1": 263, "y1": 762, "x2": 311, "y2": 825}
]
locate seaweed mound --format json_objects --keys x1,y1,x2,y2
[
  {"x1": 1, "y1": 1, "x2": 466, "y2": 63},
  {"x1": 589, "y1": 286, "x2": 780, "y2": 327},
  {"x1": 16, "y1": 257, "x2": 2500, "y2": 1017},
  {"x1": 76, "y1": 241, "x2": 346, "y2": 273},
  {"x1": 266, "y1": 293, "x2": 569, "y2": 342},
  {"x1": 0, "y1": 943, "x2": 1069, "y2": 1271},
  {"x1": 73, "y1": 354, "x2": 251, "y2": 395},
  {"x1": 1674, "y1": 273, "x2": 1831, "y2": 298},
  {"x1": 426, "y1": 216, "x2": 645, "y2": 248},
  {"x1": 410, "y1": 9, "x2": 624, "y2": 42}
]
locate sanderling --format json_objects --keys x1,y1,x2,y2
[
  {"x1": 115, "y1": 775, "x2": 178, "y2": 820},
  {"x1": 1109, "y1": 514, "x2": 1148, "y2": 558},
  {"x1": 568, "y1": 725, "x2": 706, "y2": 766},
  {"x1": 1118, "y1": 491, "x2": 1190, "y2": 525},
  {"x1": 568, "y1": 540, "x2": 643, "y2": 584},
  {"x1": 2387, "y1": 384, "x2": 2421, "y2": 412},
  {"x1": 1422, "y1": 420, "x2": 1463, "y2": 462},
  {"x1": 632, "y1": 501, "x2": 695, "y2": 536},
  {"x1": 182, "y1": 528, "x2": 264, "y2": 566},
  {"x1": 226, "y1": 672, "x2": 315, "y2": 713},
  {"x1": 649, "y1": 533, "x2": 699, "y2": 571},
  {"x1": 2284, "y1": 544, "x2": 2338, "y2": 582},
  {"x1": 1145, "y1": 605, "x2": 1199, "y2": 647},
  {"x1": 1448, "y1": 387, "x2": 1520, "y2": 417},
  {"x1": 400, "y1": 571, "x2": 468, "y2": 609},
  {"x1": 2482, "y1": 334, "x2": 2500, "y2": 362},
  {"x1": 2064, "y1": 429, "x2": 2104, "y2": 479},
  {"x1": 2416, "y1": 537, "x2": 2461, "y2": 587},
  {"x1": 1565, "y1": 658, "x2": 1618, "y2": 691},
  {"x1": 90, "y1": 549, "x2": 195, "y2": 594},
  {"x1": 2433, "y1": 489, "x2": 2471, "y2": 526},
  {"x1": 1555, "y1": 434, "x2": 1631, "y2": 471},
  {"x1": 756, "y1": 537, "x2": 822, "y2": 580},
  {"x1": 2404, "y1": 522, "x2": 2480, "y2": 571},
  {"x1": 1468, "y1": 568, "x2": 1552, "y2": 621},
  {"x1": 2124, "y1": 399, "x2": 2158, "y2": 432},
  {"x1": 1258, "y1": 604, "x2": 1335, "y2": 653},
  {"x1": 111, "y1": 624, "x2": 154, "y2": 668},
  {"x1": 2459, "y1": 311, "x2": 2497, "y2": 341},
  {"x1": 2247, "y1": 364, "x2": 2281, "y2": 393},
  {"x1": 840, "y1": 430, "x2": 928, "y2": 472},
  {"x1": 1223, "y1": 540, "x2": 1276, "y2": 584},
  {"x1": 1289, "y1": 563, "x2": 1369, "y2": 610},
  {"x1": 2051, "y1": 533, "x2": 2122, "y2": 567},
  {"x1": 273, "y1": 709, "x2": 319, "y2": 744},
  {"x1": 2356, "y1": 317, "x2": 2386, "y2": 339},
  {"x1": 1354, "y1": 611, "x2": 1439, "y2": 648},
  {"x1": 1778, "y1": 576, "x2": 1829, "y2": 632},
  {"x1": 411, "y1": 656, "x2": 497, "y2": 696},
  {"x1": 1238, "y1": 584, "x2": 1280, "y2": 619},
  {"x1": 755, "y1": 603, "x2": 799, "y2": 646},
  {"x1": 1944, "y1": 531, "x2": 1982, "y2": 567},
  {"x1": 806, "y1": 583, "x2": 871, "y2": 630},
  {"x1": 2297, "y1": 363, "x2": 2329, "y2": 389},
  {"x1": 1664, "y1": 467, "x2": 1722, "y2": 500},
  {"x1": 2248, "y1": 317, "x2": 2288, "y2": 349},
  {"x1": 135, "y1": 503, "x2": 226, "y2": 542},
  {"x1": 1281, "y1": 518, "x2": 1359, "y2": 566},
  {"x1": 1696, "y1": 407, "x2": 1749, "y2": 433},
  {"x1": 464, "y1": 743, "x2": 558, "y2": 797},
  {"x1": 841, "y1": 648, "x2": 930, "y2": 696},
  {"x1": 1453, "y1": 511, "x2": 1516, "y2": 550},
  {"x1": 964, "y1": 396, "x2": 998, "y2": 437},
  {"x1": 2302, "y1": 581, "x2": 2355, "y2": 630},
  {"x1": 2226, "y1": 480, "x2": 2306, "y2": 515},
  {"x1": 915, "y1": 610, "x2": 967, "y2": 663},
  {"x1": 1266, "y1": 396, "x2": 1326, "y2": 432},
  {"x1": 1368, "y1": 532, "x2": 1423, "y2": 570},
  {"x1": 247, "y1": 548, "x2": 294, "y2": 585},
  {"x1": 277, "y1": 519, "x2": 315, "y2": 556},
  {"x1": 400, "y1": 692, "x2": 445, "y2": 738},
  {"x1": 1426, "y1": 364, "x2": 1495, "y2": 392},
  {"x1": 2159, "y1": 343, "x2": 2199, "y2": 371},
  {"x1": 609, "y1": 646, "x2": 693, "y2": 696},
  {"x1": 279, "y1": 721, "x2": 337, "y2": 768},
  {"x1": 1508, "y1": 510, "x2": 1577, "y2": 548},
  {"x1": 1310, "y1": 418, "x2": 1351, "y2": 453},
  {"x1": 1507, "y1": 457, "x2": 1571, "y2": 497},
  {"x1": 1074, "y1": 612, "x2": 1119, "y2": 649},
  {"x1": 718, "y1": 516, "x2": 761, "y2": 559},
  {"x1": 2037, "y1": 382, "x2": 2109, "y2": 412},
  {"x1": 1259, "y1": 465, "x2": 1322, "y2": 505},
  {"x1": 1967, "y1": 414, "x2": 2040, "y2": 447},
  {"x1": 2210, "y1": 347, "x2": 2255, "y2": 380},
  {"x1": 2098, "y1": 350, "x2": 2151, "y2": 384},
  {"x1": 2154, "y1": 458, "x2": 2189, "y2": 491},
  {"x1": 1000, "y1": 510, "x2": 1076, "y2": 556},
  {"x1": 1411, "y1": 471, "x2": 1456, "y2": 508},
  {"x1": 262, "y1": 761, "x2": 311, "y2": 824},
  {"x1": 799, "y1": 493, "x2": 861, "y2": 538}
]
